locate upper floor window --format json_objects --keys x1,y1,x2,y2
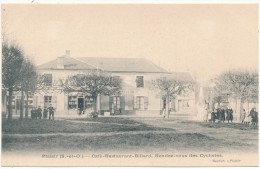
[
  {"x1": 113, "y1": 76, "x2": 120, "y2": 81},
  {"x1": 44, "y1": 74, "x2": 52, "y2": 86},
  {"x1": 136, "y1": 76, "x2": 144, "y2": 88}
]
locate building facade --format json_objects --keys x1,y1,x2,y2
[{"x1": 29, "y1": 51, "x2": 196, "y2": 116}]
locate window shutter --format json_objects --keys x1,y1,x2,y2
[
  {"x1": 133, "y1": 96, "x2": 137, "y2": 109},
  {"x1": 144, "y1": 97, "x2": 149, "y2": 110},
  {"x1": 120, "y1": 96, "x2": 125, "y2": 110},
  {"x1": 109, "y1": 96, "x2": 113, "y2": 110},
  {"x1": 52, "y1": 96, "x2": 57, "y2": 109}
]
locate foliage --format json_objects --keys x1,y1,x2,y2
[
  {"x1": 150, "y1": 76, "x2": 194, "y2": 99},
  {"x1": 2, "y1": 42, "x2": 25, "y2": 119},
  {"x1": 20, "y1": 58, "x2": 38, "y2": 93},
  {"x1": 2, "y1": 42, "x2": 24, "y2": 89},
  {"x1": 19, "y1": 58, "x2": 38, "y2": 118},
  {"x1": 150, "y1": 75, "x2": 194, "y2": 117},
  {"x1": 214, "y1": 70, "x2": 258, "y2": 103},
  {"x1": 61, "y1": 70, "x2": 122, "y2": 111}
]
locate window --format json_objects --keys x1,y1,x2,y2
[
  {"x1": 113, "y1": 76, "x2": 120, "y2": 81},
  {"x1": 44, "y1": 74, "x2": 52, "y2": 86},
  {"x1": 85, "y1": 96, "x2": 94, "y2": 109},
  {"x1": 113, "y1": 96, "x2": 121, "y2": 110},
  {"x1": 44, "y1": 96, "x2": 52, "y2": 107},
  {"x1": 68, "y1": 96, "x2": 77, "y2": 109},
  {"x1": 135, "y1": 96, "x2": 149, "y2": 110},
  {"x1": 136, "y1": 76, "x2": 144, "y2": 88}
]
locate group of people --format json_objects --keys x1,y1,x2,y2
[
  {"x1": 203, "y1": 106, "x2": 258, "y2": 125},
  {"x1": 241, "y1": 108, "x2": 258, "y2": 125},
  {"x1": 204, "y1": 107, "x2": 234, "y2": 123},
  {"x1": 31, "y1": 104, "x2": 55, "y2": 120}
]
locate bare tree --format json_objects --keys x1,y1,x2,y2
[
  {"x1": 214, "y1": 70, "x2": 258, "y2": 113},
  {"x1": 61, "y1": 70, "x2": 122, "y2": 112},
  {"x1": 2, "y1": 42, "x2": 24, "y2": 120},
  {"x1": 150, "y1": 76, "x2": 194, "y2": 118}
]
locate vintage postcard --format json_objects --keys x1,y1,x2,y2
[{"x1": 1, "y1": 0, "x2": 259, "y2": 167}]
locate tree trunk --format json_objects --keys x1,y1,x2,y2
[
  {"x1": 25, "y1": 91, "x2": 29, "y2": 118},
  {"x1": 20, "y1": 90, "x2": 24, "y2": 119},
  {"x1": 212, "y1": 101, "x2": 215, "y2": 111},
  {"x1": 8, "y1": 87, "x2": 13, "y2": 120},
  {"x1": 166, "y1": 95, "x2": 170, "y2": 118},
  {"x1": 93, "y1": 95, "x2": 97, "y2": 112},
  {"x1": 247, "y1": 101, "x2": 250, "y2": 112},
  {"x1": 235, "y1": 97, "x2": 241, "y2": 122}
]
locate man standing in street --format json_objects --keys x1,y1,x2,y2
[{"x1": 48, "y1": 104, "x2": 55, "y2": 120}]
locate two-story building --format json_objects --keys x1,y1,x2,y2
[{"x1": 31, "y1": 51, "x2": 196, "y2": 117}]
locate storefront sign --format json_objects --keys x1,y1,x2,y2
[{"x1": 121, "y1": 90, "x2": 135, "y2": 95}]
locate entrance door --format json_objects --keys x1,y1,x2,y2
[{"x1": 78, "y1": 98, "x2": 84, "y2": 111}]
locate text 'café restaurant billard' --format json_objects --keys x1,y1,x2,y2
[{"x1": 34, "y1": 51, "x2": 195, "y2": 116}]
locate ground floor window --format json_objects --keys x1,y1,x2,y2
[
  {"x1": 113, "y1": 96, "x2": 121, "y2": 110},
  {"x1": 44, "y1": 96, "x2": 52, "y2": 107},
  {"x1": 68, "y1": 95, "x2": 94, "y2": 110},
  {"x1": 134, "y1": 96, "x2": 149, "y2": 110},
  {"x1": 85, "y1": 96, "x2": 94, "y2": 109},
  {"x1": 68, "y1": 96, "x2": 77, "y2": 109},
  {"x1": 178, "y1": 99, "x2": 193, "y2": 109}
]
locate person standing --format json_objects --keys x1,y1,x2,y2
[
  {"x1": 249, "y1": 108, "x2": 258, "y2": 125},
  {"x1": 31, "y1": 107, "x2": 35, "y2": 119},
  {"x1": 162, "y1": 108, "x2": 166, "y2": 119},
  {"x1": 37, "y1": 106, "x2": 42, "y2": 119},
  {"x1": 210, "y1": 110, "x2": 217, "y2": 123},
  {"x1": 203, "y1": 105, "x2": 209, "y2": 123},
  {"x1": 48, "y1": 104, "x2": 55, "y2": 120},
  {"x1": 241, "y1": 109, "x2": 246, "y2": 124},
  {"x1": 244, "y1": 110, "x2": 251, "y2": 125},
  {"x1": 226, "y1": 107, "x2": 233, "y2": 123},
  {"x1": 43, "y1": 107, "x2": 48, "y2": 119}
]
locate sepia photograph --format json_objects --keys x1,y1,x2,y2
[{"x1": 1, "y1": 0, "x2": 259, "y2": 167}]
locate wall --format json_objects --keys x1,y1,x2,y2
[{"x1": 36, "y1": 69, "x2": 195, "y2": 116}]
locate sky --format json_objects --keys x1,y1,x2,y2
[{"x1": 2, "y1": 4, "x2": 258, "y2": 83}]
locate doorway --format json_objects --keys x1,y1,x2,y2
[{"x1": 78, "y1": 98, "x2": 84, "y2": 111}]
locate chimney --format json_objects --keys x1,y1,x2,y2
[
  {"x1": 65, "y1": 50, "x2": 70, "y2": 57},
  {"x1": 57, "y1": 56, "x2": 64, "y2": 69}
]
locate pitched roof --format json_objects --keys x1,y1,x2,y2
[
  {"x1": 167, "y1": 72, "x2": 194, "y2": 82},
  {"x1": 38, "y1": 56, "x2": 168, "y2": 73},
  {"x1": 37, "y1": 56, "x2": 97, "y2": 70},
  {"x1": 77, "y1": 57, "x2": 167, "y2": 73}
]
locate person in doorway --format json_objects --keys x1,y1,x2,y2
[
  {"x1": 78, "y1": 102, "x2": 82, "y2": 115},
  {"x1": 48, "y1": 104, "x2": 55, "y2": 120}
]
